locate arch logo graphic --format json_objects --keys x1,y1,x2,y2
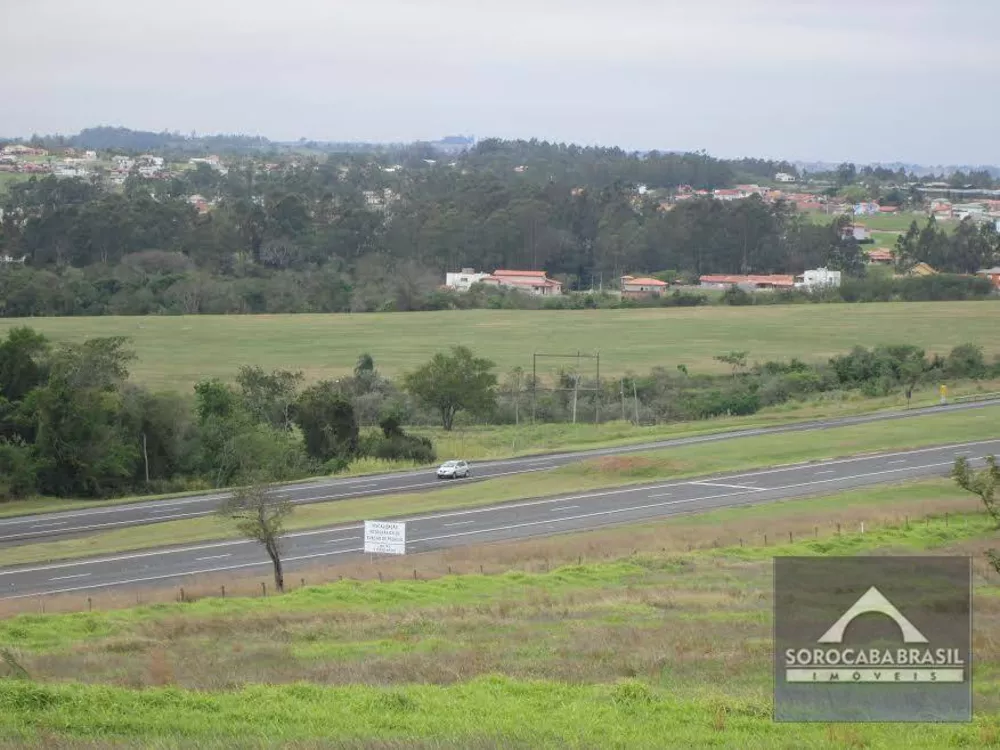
[{"x1": 773, "y1": 557, "x2": 971, "y2": 722}]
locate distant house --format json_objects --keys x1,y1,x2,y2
[
  {"x1": 865, "y1": 248, "x2": 895, "y2": 265},
  {"x1": 620, "y1": 275, "x2": 668, "y2": 299},
  {"x1": 490, "y1": 270, "x2": 562, "y2": 296},
  {"x1": 445, "y1": 268, "x2": 491, "y2": 291},
  {"x1": 444, "y1": 268, "x2": 563, "y2": 296},
  {"x1": 187, "y1": 194, "x2": 210, "y2": 214},
  {"x1": 853, "y1": 202, "x2": 880, "y2": 216},
  {"x1": 775, "y1": 172, "x2": 796, "y2": 183},
  {"x1": 0, "y1": 144, "x2": 46, "y2": 157},
  {"x1": 0, "y1": 254, "x2": 26, "y2": 264},
  {"x1": 976, "y1": 266, "x2": 1000, "y2": 289},
  {"x1": 699, "y1": 274, "x2": 795, "y2": 291},
  {"x1": 877, "y1": 205, "x2": 899, "y2": 214},
  {"x1": 794, "y1": 268, "x2": 842, "y2": 290},
  {"x1": 953, "y1": 203, "x2": 987, "y2": 220},
  {"x1": 905, "y1": 262, "x2": 937, "y2": 277},
  {"x1": 840, "y1": 224, "x2": 870, "y2": 242}
]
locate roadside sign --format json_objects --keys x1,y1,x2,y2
[
  {"x1": 363, "y1": 520, "x2": 406, "y2": 555},
  {"x1": 940, "y1": 384, "x2": 948, "y2": 404}
]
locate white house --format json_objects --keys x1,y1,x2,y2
[
  {"x1": 490, "y1": 270, "x2": 562, "y2": 295},
  {"x1": 775, "y1": 172, "x2": 796, "y2": 183},
  {"x1": 794, "y1": 267, "x2": 842, "y2": 290},
  {"x1": 446, "y1": 269, "x2": 562, "y2": 295},
  {"x1": 445, "y1": 268, "x2": 491, "y2": 291}
]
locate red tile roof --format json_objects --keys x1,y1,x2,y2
[
  {"x1": 866, "y1": 249, "x2": 894, "y2": 261},
  {"x1": 624, "y1": 277, "x2": 668, "y2": 287},
  {"x1": 700, "y1": 274, "x2": 795, "y2": 287}
]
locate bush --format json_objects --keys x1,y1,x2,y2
[
  {"x1": 944, "y1": 343, "x2": 989, "y2": 379},
  {"x1": 0, "y1": 438, "x2": 38, "y2": 500},
  {"x1": 721, "y1": 285, "x2": 754, "y2": 306}
]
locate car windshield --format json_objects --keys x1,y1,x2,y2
[{"x1": 441, "y1": 461, "x2": 458, "y2": 467}]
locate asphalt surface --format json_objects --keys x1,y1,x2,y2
[
  {"x1": 2, "y1": 438, "x2": 997, "y2": 600},
  {"x1": 1, "y1": 398, "x2": 997, "y2": 546}
]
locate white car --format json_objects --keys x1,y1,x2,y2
[{"x1": 436, "y1": 460, "x2": 470, "y2": 479}]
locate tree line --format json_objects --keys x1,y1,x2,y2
[
  {"x1": 5, "y1": 138, "x2": 996, "y2": 318},
  {"x1": 1, "y1": 325, "x2": 995, "y2": 503}
]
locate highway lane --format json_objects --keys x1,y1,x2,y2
[
  {"x1": 1, "y1": 398, "x2": 997, "y2": 546},
  {"x1": 1, "y1": 438, "x2": 997, "y2": 599}
]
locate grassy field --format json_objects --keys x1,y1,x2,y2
[
  {"x1": 2, "y1": 403, "x2": 998, "y2": 567},
  {"x1": 1, "y1": 479, "x2": 997, "y2": 748},
  {"x1": 0, "y1": 172, "x2": 30, "y2": 195},
  {"x1": 804, "y1": 211, "x2": 936, "y2": 232},
  {"x1": 1, "y1": 301, "x2": 998, "y2": 391}
]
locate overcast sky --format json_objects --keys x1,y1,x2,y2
[{"x1": 3, "y1": 0, "x2": 998, "y2": 165}]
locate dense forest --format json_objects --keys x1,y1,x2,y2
[
  {"x1": 1, "y1": 138, "x2": 997, "y2": 317},
  {"x1": 1, "y1": 325, "x2": 996, "y2": 501}
]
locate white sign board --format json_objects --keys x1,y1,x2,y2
[{"x1": 363, "y1": 520, "x2": 406, "y2": 555}]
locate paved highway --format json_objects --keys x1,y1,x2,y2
[
  {"x1": 1, "y1": 438, "x2": 997, "y2": 600},
  {"x1": 1, "y1": 399, "x2": 997, "y2": 546}
]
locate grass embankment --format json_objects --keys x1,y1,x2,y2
[
  {"x1": 1, "y1": 301, "x2": 998, "y2": 391},
  {"x1": 1, "y1": 480, "x2": 998, "y2": 748},
  {"x1": 5, "y1": 375, "x2": 998, "y2": 521},
  {"x1": 1, "y1": 404, "x2": 998, "y2": 568}
]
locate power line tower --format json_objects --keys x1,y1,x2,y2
[{"x1": 530, "y1": 351, "x2": 601, "y2": 424}]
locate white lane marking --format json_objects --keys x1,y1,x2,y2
[
  {"x1": 404, "y1": 459, "x2": 967, "y2": 549},
  {"x1": 195, "y1": 554, "x2": 231, "y2": 562},
  {"x1": 0, "y1": 510, "x2": 215, "y2": 542},
  {"x1": 648, "y1": 492, "x2": 672, "y2": 498},
  {"x1": 0, "y1": 451, "x2": 992, "y2": 601},
  {"x1": 325, "y1": 536, "x2": 361, "y2": 543},
  {"x1": 814, "y1": 470, "x2": 835, "y2": 476},
  {"x1": 49, "y1": 573, "x2": 90, "y2": 582},
  {"x1": 887, "y1": 460, "x2": 907, "y2": 465},
  {"x1": 550, "y1": 505, "x2": 580, "y2": 511},
  {"x1": 30, "y1": 521, "x2": 68, "y2": 529},
  {"x1": 0, "y1": 465, "x2": 550, "y2": 529},
  {"x1": 690, "y1": 481, "x2": 763, "y2": 491},
  {"x1": 2, "y1": 548, "x2": 361, "y2": 601},
  {"x1": 0, "y1": 495, "x2": 232, "y2": 525},
  {"x1": 1, "y1": 445, "x2": 995, "y2": 578},
  {"x1": 443, "y1": 521, "x2": 475, "y2": 527}
]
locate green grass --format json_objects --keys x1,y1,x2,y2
[
  {"x1": 4, "y1": 676, "x2": 998, "y2": 749},
  {"x1": 1, "y1": 302, "x2": 998, "y2": 391},
  {"x1": 1, "y1": 404, "x2": 997, "y2": 567},
  {"x1": 1, "y1": 480, "x2": 998, "y2": 748},
  {"x1": 0, "y1": 172, "x2": 30, "y2": 195},
  {"x1": 804, "y1": 211, "x2": 941, "y2": 233}
]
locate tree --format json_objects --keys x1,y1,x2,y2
[
  {"x1": 951, "y1": 456, "x2": 1000, "y2": 528},
  {"x1": 218, "y1": 477, "x2": 292, "y2": 592},
  {"x1": 24, "y1": 337, "x2": 139, "y2": 497},
  {"x1": 235, "y1": 365, "x2": 302, "y2": 431},
  {"x1": 0, "y1": 327, "x2": 50, "y2": 403},
  {"x1": 714, "y1": 350, "x2": 749, "y2": 380},
  {"x1": 404, "y1": 346, "x2": 497, "y2": 431},
  {"x1": 293, "y1": 381, "x2": 359, "y2": 463}
]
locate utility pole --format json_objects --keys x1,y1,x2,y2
[
  {"x1": 572, "y1": 375, "x2": 580, "y2": 424},
  {"x1": 620, "y1": 378, "x2": 627, "y2": 421},
  {"x1": 142, "y1": 432, "x2": 150, "y2": 484},
  {"x1": 632, "y1": 379, "x2": 640, "y2": 425}
]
